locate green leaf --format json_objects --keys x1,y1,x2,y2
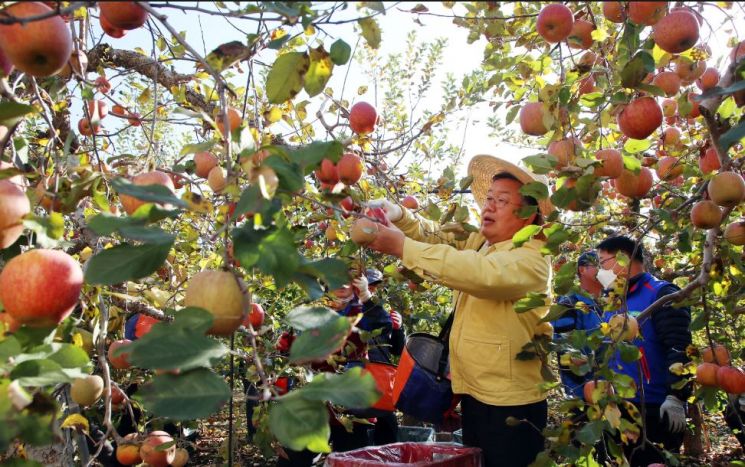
[
  {"x1": 235, "y1": 184, "x2": 281, "y2": 219},
  {"x1": 10, "y1": 359, "x2": 86, "y2": 386},
  {"x1": 720, "y1": 120, "x2": 745, "y2": 152},
  {"x1": 514, "y1": 293, "x2": 548, "y2": 314},
  {"x1": 179, "y1": 141, "x2": 216, "y2": 156},
  {"x1": 289, "y1": 316, "x2": 352, "y2": 364},
  {"x1": 0, "y1": 101, "x2": 36, "y2": 126},
  {"x1": 522, "y1": 154, "x2": 555, "y2": 174},
  {"x1": 233, "y1": 223, "x2": 300, "y2": 286},
  {"x1": 505, "y1": 106, "x2": 519, "y2": 125},
  {"x1": 118, "y1": 226, "x2": 175, "y2": 243},
  {"x1": 618, "y1": 343, "x2": 641, "y2": 363},
  {"x1": 269, "y1": 395, "x2": 331, "y2": 453},
  {"x1": 423, "y1": 202, "x2": 441, "y2": 221},
  {"x1": 576, "y1": 420, "x2": 604, "y2": 445},
  {"x1": 540, "y1": 304, "x2": 571, "y2": 324},
  {"x1": 329, "y1": 39, "x2": 351, "y2": 65},
  {"x1": 266, "y1": 52, "x2": 310, "y2": 104},
  {"x1": 636, "y1": 83, "x2": 666, "y2": 97},
  {"x1": 304, "y1": 46, "x2": 333, "y2": 97},
  {"x1": 0, "y1": 336, "x2": 22, "y2": 361},
  {"x1": 297, "y1": 367, "x2": 379, "y2": 408},
  {"x1": 697, "y1": 80, "x2": 745, "y2": 99},
  {"x1": 358, "y1": 17, "x2": 381, "y2": 49},
  {"x1": 286, "y1": 306, "x2": 342, "y2": 331},
  {"x1": 622, "y1": 155, "x2": 642, "y2": 172},
  {"x1": 623, "y1": 138, "x2": 652, "y2": 154},
  {"x1": 22, "y1": 213, "x2": 65, "y2": 248},
  {"x1": 112, "y1": 178, "x2": 187, "y2": 209},
  {"x1": 264, "y1": 156, "x2": 306, "y2": 194},
  {"x1": 298, "y1": 258, "x2": 349, "y2": 291},
  {"x1": 84, "y1": 240, "x2": 174, "y2": 285},
  {"x1": 291, "y1": 141, "x2": 343, "y2": 173},
  {"x1": 579, "y1": 92, "x2": 605, "y2": 108},
  {"x1": 520, "y1": 181, "x2": 549, "y2": 200},
  {"x1": 512, "y1": 224, "x2": 542, "y2": 247},
  {"x1": 553, "y1": 261, "x2": 577, "y2": 295},
  {"x1": 621, "y1": 51, "x2": 655, "y2": 89},
  {"x1": 137, "y1": 368, "x2": 230, "y2": 420}
]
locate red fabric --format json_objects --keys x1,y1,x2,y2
[
  {"x1": 135, "y1": 314, "x2": 159, "y2": 338},
  {"x1": 325, "y1": 442, "x2": 482, "y2": 466},
  {"x1": 392, "y1": 348, "x2": 415, "y2": 405},
  {"x1": 363, "y1": 362, "x2": 397, "y2": 411}
]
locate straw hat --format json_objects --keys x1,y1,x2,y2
[{"x1": 467, "y1": 154, "x2": 554, "y2": 216}]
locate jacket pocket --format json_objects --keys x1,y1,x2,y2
[{"x1": 457, "y1": 336, "x2": 512, "y2": 391}]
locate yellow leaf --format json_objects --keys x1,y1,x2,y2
[
  {"x1": 357, "y1": 85, "x2": 368, "y2": 95},
  {"x1": 137, "y1": 87, "x2": 151, "y2": 106},
  {"x1": 604, "y1": 403, "x2": 622, "y2": 429},
  {"x1": 304, "y1": 25, "x2": 315, "y2": 36},
  {"x1": 591, "y1": 27, "x2": 608, "y2": 42},
  {"x1": 265, "y1": 106, "x2": 283, "y2": 124},
  {"x1": 61, "y1": 414, "x2": 89, "y2": 433}
]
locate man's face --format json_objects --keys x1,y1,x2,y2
[
  {"x1": 479, "y1": 178, "x2": 536, "y2": 244},
  {"x1": 330, "y1": 285, "x2": 354, "y2": 309},
  {"x1": 597, "y1": 250, "x2": 627, "y2": 277},
  {"x1": 578, "y1": 264, "x2": 600, "y2": 288}
]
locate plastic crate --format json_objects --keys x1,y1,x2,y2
[
  {"x1": 324, "y1": 442, "x2": 483, "y2": 466},
  {"x1": 452, "y1": 429, "x2": 462, "y2": 445},
  {"x1": 397, "y1": 426, "x2": 435, "y2": 443}
]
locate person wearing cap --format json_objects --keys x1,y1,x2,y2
[
  {"x1": 366, "y1": 155, "x2": 552, "y2": 467},
  {"x1": 595, "y1": 235, "x2": 691, "y2": 466},
  {"x1": 552, "y1": 251, "x2": 604, "y2": 398}
]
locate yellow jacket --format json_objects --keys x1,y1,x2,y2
[{"x1": 394, "y1": 208, "x2": 551, "y2": 406}]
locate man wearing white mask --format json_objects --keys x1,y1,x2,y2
[
  {"x1": 596, "y1": 235, "x2": 692, "y2": 466},
  {"x1": 365, "y1": 155, "x2": 553, "y2": 467}
]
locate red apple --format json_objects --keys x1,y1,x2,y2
[
  {"x1": 337, "y1": 153, "x2": 363, "y2": 185},
  {"x1": 108, "y1": 339, "x2": 132, "y2": 369},
  {"x1": 184, "y1": 270, "x2": 246, "y2": 336},
  {"x1": 618, "y1": 97, "x2": 662, "y2": 140},
  {"x1": 548, "y1": 137, "x2": 583, "y2": 169},
  {"x1": 0, "y1": 180, "x2": 31, "y2": 249},
  {"x1": 708, "y1": 171, "x2": 745, "y2": 208},
  {"x1": 593, "y1": 149, "x2": 623, "y2": 179},
  {"x1": 99, "y1": 3, "x2": 149, "y2": 30},
  {"x1": 519, "y1": 102, "x2": 549, "y2": 136},
  {"x1": 628, "y1": 1, "x2": 667, "y2": 26},
  {"x1": 690, "y1": 200, "x2": 722, "y2": 229},
  {"x1": 699, "y1": 147, "x2": 720, "y2": 174},
  {"x1": 614, "y1": 167, "x2": 654, "y2": 198},
  {"x1": 603, "y1": 2, "x2": 626, "y2": 23},
  {"x1": 652, "y1": 72, "x2": 681, "y2": 97},
  {"x1": 717, "y1": 366, "x2": 745, "y2": 394},
  {"x1": 697, "y1": 68, "x2": 720, "y2": 91},
  {"x1": 695, "y1": 362, "x2": 719, "y2": 387},
  {"x1": 139, "y1": 431, "x2": 176, "y2": 467},
  {"x1": 243, "y1": 303, "x2": 265, "y2": 329},
  {"x1": 315, "y1": 158, "x2": 339, "y2": 185},
  {"x1": 0, "y1": 249, "x2": 82, "y2": 327},
  {"x1": 653, "y1": 9, "x2": 700, "y2": 54},
  {"x1": 567, "y1": 19, "x2": 594, "y2": 50},
  {"x1": 655, "y1": 156, "x2": 683, "y2": 181},
  {"x1": 120, "y1": 171, "x2": 176, "y2": 215},
  {"x1": 100, "y1": 14, "x2": 126, "y2": 38},
  {"x1": 536, "y1": 3, "x2": 574, "y2": 43},
  {"x1": 401, "y1": 195, "x2": 419, "y2": 210},
  {"x1": 0, "y1": 2, "x2": 72, "y2": 77},
  {"x1": 349, "y1": 102, "x2": 377, "y2": 135}
]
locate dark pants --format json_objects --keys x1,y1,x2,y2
[
  {"x1": 373, "y1": 412, "x2": 398, "y2": 445},
  {"x1": 724, "y1": 404, "x2": 745, "y2": 449},
  {"x1": 461, "y1": 395, "x2": 547, "y2": 467},
  {"x1": 622, "y1": 403, "x2": 684, "y2": 467},
  {"x1": 276, "y1": 449, "x2": 317, "y2": 467},
  {"x1": 277, "y1": 423, "x2": 370, "y2": 467}
]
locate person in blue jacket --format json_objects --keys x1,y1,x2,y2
[
  {"x1": 596, "y1": 236, "x2": 692, "y2": 467},
  {"x1": 552, "y1": 251, "x2": 603, "y2": 399}
]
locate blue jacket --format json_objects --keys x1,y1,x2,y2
[
  {"x1": 337, "y1": 298, "x2": 394, "y2": 363},
  {"x1": 552, "y1": 292, "x2": 602, "y2": 398},
  {"x1": 603, "y1": 272, "x2": 692, "y2": 405}
]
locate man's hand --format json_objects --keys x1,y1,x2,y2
[
  {"x1": 366, "y1": 199, "x2": 403, "y2": 222},
  {"x1": 352, "y1": 275, "x2": 371, "y2": 303},
  {"x1": 390, "y1": 310, "x2": 402, "y2": 330},
  {"x1": 660, "y1": 395, "x2": 686, "y2": 433},
  {"x1": 366, "y1": 222, "x2": 406, "y2": 259}
]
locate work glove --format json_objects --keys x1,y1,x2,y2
[
  {"x1": 366, "y1": 199, "x2": 403, "y2": 222},
  {"x1": 390, "y1": 310, "x2": 402, "y2": 330},
  {"x1": 660, "y1": 395, "x2": 686, "y2": 433},
  {"x1": 352, "y1": 275, "x2": 371, "y2": 303}
]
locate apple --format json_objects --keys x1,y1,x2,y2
[
  {"x1": 112, "y1": 104, "x2": 127, "y2": 116},
  {"x1": 617, "y1": 97, "x2": 662, "y2": 140},
  {"x1": 674, "y1": 57, "x2": 706, "y2": 84},
  {"x1": 583, "y1": 380, "x2": 614, "y2": 404},
  {"x1": 120, "y1": 170, "x2": 176, "y2": 215},
  {"x1": 110, "y1": 384, "x2": 126, "y2": 406},
  {"x1": 536, "y1": 4, "x2": 574, "y2": 43},
  {"x1": 697, "y1": 68, "x2": 720, "y2": 91},
  {"x1": 701, "y1": 344, "x2": 731, "y2": 366},
  {"x1": 731, "y1": 40, "x2": 745, "y2": 63},
  {"x1": 567, "y1": 19, "x2": 594, "y2": 50},
  {"x1": 695, "y1": 362, "x2": 719, "y2": 387},
  {"x1": 315, "y1": 158, "x2": 339, "y2": 185},
  {"x1": 250, "y1": 165, "x2": 279, "y2": 198},
  {"x1": 0, "y1": 249, "x2": 82, "y2": 327},
  {"x1": 651, "y1": 72, "x2": 681, "y2": 97},
  {"x1": 95, "y1": 75, "x2": 111, "y2": 94},
  {"x1": 614, "y1": 167, "x2": 653, "y2": 198},
  {"x1": 608, "y1": 314, "x2": 639, "y2": 341},
  {"x1": 337, "y1": 153, "x2": 363, "y2": 185},
  {"x1": 401, "y1": 195, "x2": 419, "y2": 210},
  {"x1": 171, "y1": 448, "x2": 189, "y2": 467},
  {"x1": 690, "y1": 200, "x2": 722, "y2": 230},
  {"x1": 78, "y1": 118, "x2": 99, "y2": 136},
  {"x1": 0, "y1": 312, "x2": 19, "y2": 333},
  {"x1": 593, "y1": 149, "x2": 623, "y2": 179},
  {"x1": 348, "y1": 101, "x2": 377, "y2": 135},
  {"x1": 108, "y1": 339, "x2": 133, "y2": 369},
  {"x1": 716, "y1": 366, "x2": 745, "y2": 394},
  {"x1": 243, "y1": 302, "x2": 265, "y2": 329},
  {"x1": 628, "y1": 1, "x2": 667, "y2": 26},
  {"x1": 655, "y1": 156, "x2": 683, "y2": 181},
  {"x1": 215, "y1": 106, "x2": 241, "y2": 135},
  {"x1": 207, "y1": 166, "x2": 227, "y2": 193},
  {"x1": 194, "y1": 152, "x2": 218, "y2": 178},
  {"x1": 70, "y1": 375, "x2": 104, "y2": 407},
  {"x1": 577, "y1": 51, "x2": 598, "y2": 71},
  {"x1": 116, "y1": 434, "x2": 142, "y2": 466},
  {"x1": 139, "y1": 431, "x2": 176, "y2": 467},
  {"x1": 57, "y1": 49, "x2": 88, "y2": 80},
  {"x1": 699, "y1": 147, "x2": 721, "y2": 174},
  {"x1": 653, "y1": 9, "x2": 699, "y2": 54},
  {"x1": 99, "y1": 3, "x2": 149, "y2": 30},
  {"x1": 127, "y1": 112, "x2": 142, "y2": 126},
  {"x1": 0, "y1": 180, "x2": 31, "y2": 249},
  {"x1": 350, "y1": 218, "x2": 379, "y2": 245},
  {"x1": 661, "y1": 127, "x2": 681, "y2": 147},
  {"x1": 684, "y1": 92, "x2": 701, "y2": 118},
  {"x1": 86, "y1": 100, "x2": 109, "y2": 122},
  {"x1": 519, "y1": 102, "x2": 549, "y2": 136},
  {"x1": 661, "y1": 99, "x2": 677, "y2": 117},
  {"x1": 707, "y1": 171, "x2": 745, "y2": 208},
  {"x1": 548, "y1": 137, "x2": 583, "y2": 169},
  {"x1": 0, "y1": 2, "x2": 72, "y2": 77},
  {"x1": 602, "y1": 2, "x2": 626, "y2": 23},
  {"x1": 724, "y1": 221, "x2": 745, "y2": 246},
  {"x1": 100, "y1": 14, "x2": 126, "y2": 38},
  {"x1": 184, "y1": 270, "x2": 246, "y2": 336},
  {"x1": 577, "y1": 75, "x2": 596, "y2": 95},
  {"x1": 325, "y1": 224, "x2": 338, "y2": 241},
  {"x1": 0, "y1": 45, "x2": 13, "y2": 76}
]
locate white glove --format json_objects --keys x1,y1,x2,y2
[
  {"x1": 660, "y1": 395, "x2": 686, "y2": 433},
  {"x1": 366, "y1": 199, "x2": 403, "y2": 222},
  {"x1": 352, "y1": 275, "x2": 371, "y2": 303},
  {"x1": 390, "y1": 310, "x2": 402, "y2": 330}
]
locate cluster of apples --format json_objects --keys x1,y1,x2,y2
[{"x1": 115, "y1": 431, "x2": 189, "y2": 467}]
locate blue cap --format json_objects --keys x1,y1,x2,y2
[
  {"x1": 365, "y1": 268, "x2": 384, "y2": 285},
  {"x1": 577, "y1": 251, "x2": 597, "y2": 267}
]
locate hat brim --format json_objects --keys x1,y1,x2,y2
[{"x1": 467, "y1": 154, "x2": 554, "y2": 216}]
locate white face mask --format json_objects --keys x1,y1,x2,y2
[{"x1": 596, "y1": 268, "x2": 618, "y2": 289}]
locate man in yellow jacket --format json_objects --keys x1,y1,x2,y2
[{"x1": 366, "y1": 155, "x2": 552, "y2": 467}]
